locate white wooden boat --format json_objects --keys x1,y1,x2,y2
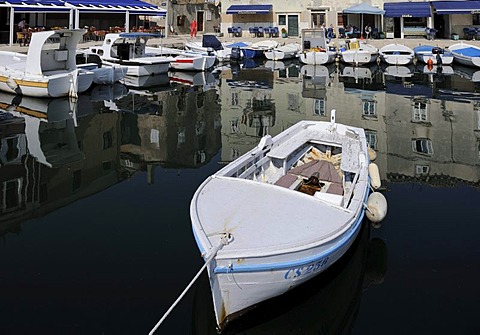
[
  {"x1": 299, "y1": 28, "x2": 336, "y2": 65},
  {"x1": 145, "y1": 46, "x2": 215, "y2": 71},
  {"x1": 0, "y1": 29, "x2": 93, "y2": 98},
  {"x1": 190, "y1": 117, "x2": 387, "y2": 329},
  {"x1": 449, "y1": 42, "x2": 480, "y2": 68},
  {"x1": 242, "y1": 40, "x2": 279, "y2": 59},
  {"x1": 264, "y1": 43, "x2": 302, "y2": 61},
  {"x1": 339, "y1": 40, "x2": 378, "y2": 65},
  {"x1": 413, "y1": 45, "x2": 454, "y2": 65},
  {"x1": 379, "y1": 44, "x2": 414, "y2": 65},
  {"x1": 86, "y1": 32, "x2": 171, "y2": 77}
]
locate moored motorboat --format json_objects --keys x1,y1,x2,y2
[
  {"x1": 85, "y1": 32, "x2": 171, "y2": 77},
  {"x1": 413, "y1": 45, "x2": 453, "y2": 65},
  {"x1": 242, "y1": 40, "x2": 278, "y2": 59},
  {"x1": 299, "y1": 28, "x2": 336, "y2": 65},
  {"x1": 0, "y1": 29, "x2": 93, "y2": 98},
  {"x1": 264, "y1": 43, "x2": 301, "y2": 61},
  {"x1": 145, "y1": 46, "x2": 216, "y2": 71},
  {"x1": 449, "y1": 42, "x2": 480, "y2": 68},
  {"x1": 379, "y1": 44, "x2": 414, "y2": 65},
  {"x1": 189, "y1": 117, "x2": 387, "y2": 329},
  {"x1": 339, "y1": 40, "x2": 378, "y2": 65},
  {"x1": 185, "y1": 35, "x2": 251, "y2": 62},
  {"x1": 76, "y1": 52, "x2": 127, "y2": 84}
]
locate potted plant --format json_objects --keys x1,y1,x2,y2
[{"x1": 281, "y1": 28, "x2": 287, "y2": 38}]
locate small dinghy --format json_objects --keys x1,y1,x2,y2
[
  {"x1": 449, "y1": 42, "x2": 480, "y2": 68},
  {"x1": 339, "y1": 40, "x2": 378, "y2": 65},
  {"x1": 414, "y1": 45, "x2": 453, "y2": 65},
  {"x1": 379, "y1": 44, "x2": 414, "y2": 65},
  {"x1": 264, "y1": 43, "x2": 301, "y2": 61},
  {"x1": 189, "y1": 115, "x2": 387, "y2": 330}
]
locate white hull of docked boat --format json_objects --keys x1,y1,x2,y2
[{"x1": 0, "y1": 29, "x2": 93, "y2": 98}]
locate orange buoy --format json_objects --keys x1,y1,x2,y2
[{"x1": 427, "y1": 58, "x2": 434, "y2": 70}]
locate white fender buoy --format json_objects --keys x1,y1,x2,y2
[
  {"x1": 6, "y1": 77, "x2": 18, "y2": 91},
  {"x1": 368, "y1": 147, "x2": 377, "y2": 162},
  {"x1": 369, "y1": 162, "x2": 381, "y2": 190},
  {"x1": 366, "y1": 192, "x2": 388, "y2": 223}
]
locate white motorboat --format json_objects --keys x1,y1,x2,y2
[
  {"x1": 86, "y1": 32, "x2": 171, "y2": 77},
  {"x1": 242, "y1": 40, "x2": 279, "y2": 59},
  {"x1": 299, "y1": 28, "x2": 336, "y2": 65},
  {"x1": 76, "y1": 52, "x2": 127, "y2": 84},
  {"x1": 190, "y1": 117, "x2": 387, "y2": 329},
  {"x1": 449, "y1": 42, "x2": 480, "y2": 68},
  {"x1": 0, "y1": 29, "x2": 93, "y2": 98},
  {"x1": 264, "y1": 43, "x2": 302, "y2": 61},
  {"x1": 379, "y1": 44, "x2": 414, "y2": 65},
  {"x1": 413, "y1": 45, "x2": 454, "y2": 65},
  {"x1": 339, "y1": 40, "x2": 378, "y2": 65},
  {"x1": 145, "y1": 46, "x2": 215, "y2": 71},
  {"x1": 184, "y1": 35, "x2": 250, "y2": 62}
]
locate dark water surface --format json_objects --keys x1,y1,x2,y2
[{"x1": 1, "y1": 61, "x2": 479, "y2": 334}]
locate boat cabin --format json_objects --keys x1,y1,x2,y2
[{"x1": 90, "y1": 32, "x2": 161, "y2": 60}]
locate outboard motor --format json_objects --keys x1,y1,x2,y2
[
  {"x1": 230, "y1": 46, "x2": 242, "y2": 61},
  {"x1": 432, "y1": 47, "x2": 444, "y2": 55},
  {"x1": 206, "y1": 47, "x2": 214, "y2": 56}
]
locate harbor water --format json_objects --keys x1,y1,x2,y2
[{"x1": 0, "y1": 60, "x2": 479, "y2": 334}]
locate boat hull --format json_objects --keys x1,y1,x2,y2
[
  {"x1": 0, "y1": 72, "x2": 84, "y2": 98},
  {"x1": 206, "y1": 211, "x2": 365, "y2": 328},
  {"x1": 299, "y1": 51, "x2": 336, "y2": 65},
  {"x1": 340, "y1": 50, "x2": 377, "y2": 65}
]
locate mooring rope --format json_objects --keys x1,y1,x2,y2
[{"x1": 148, "y1": 233, "x2": 233, "y2": 335}]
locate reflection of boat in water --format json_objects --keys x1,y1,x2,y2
[
  {"x1": 453, "y1": 64, "x2": 480, "y2": 82},
  {"x1": 0, "y1": 92, "x2": 84, "y2": 167},
  {"x1": 192, "y1": 222, "x2": 387, "y2": 334},
  {"x1": 89, "y1": 83, "x2": 129, "y2": 102},
  {"x1": 169, "y1": 71, "x2": 217, "y2": 91},
  {"x1": 121, "y1": 73, "x2": 170, "y2": 88},
  {"x1": 381, "y1": 64, "x2": 414, "y2": 78},
  {"x1": 301, "y1": 64, "x2": 335, "y2": 98},
  {"x1": 264, "y1": 59, "x2": 298, "y2": 71},
  {"x1": 416, "y1": 64, "x2": 454, "y2": 76},
  {"x1": 340, "y1": 63, "x2": 379, "y2": 80}
]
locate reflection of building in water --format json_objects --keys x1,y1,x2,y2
[
  {"x1": 119, "y1": 85, "x2": 222, "y2": 182},
  {"x1": 384, "y1": 84, "x2": 480, "y2": 186},
  {"x1": 0, "y1": 95, "x2": 123, "y2": 235}
]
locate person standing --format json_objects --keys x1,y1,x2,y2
[{"x1": 190, "y1": 19, "x2": 198, "y2": 38}]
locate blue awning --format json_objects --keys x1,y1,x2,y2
[
  {"x1": 384, "y1": 2, "x2": 432, "y2": 17},
  {"x1": 64, "y1": 0, "x2": 166, "y2": 16},
  {"x1": 226, "y1": 4, "x2": 272, "y2": 14},
  {"x1": 0, "y1": 0, "x2": 72, "y2": 12},
  {"x1": 433, "y1": 1, "x2": 480, "y2": 14}
]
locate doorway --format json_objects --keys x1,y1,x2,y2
[
  {"x1": 288, "y1": 15, "x2": 299, "y2": 37},
  {"x1": 197, "y1": 11, "x2": 204, "y2": 32}
]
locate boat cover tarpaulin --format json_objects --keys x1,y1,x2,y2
[
  {"x1": 226, "y1": 4, "x2": 272, "y2": 14},
  {"x1": 203, "y1": 35, "x2": 223, "y2": 50},
  {"x1": 452, "y1": 47, "x2": 480, "y2": 57},
  {"x1": 384, "y1": 2, "x2": 431, "y2": 17}
]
